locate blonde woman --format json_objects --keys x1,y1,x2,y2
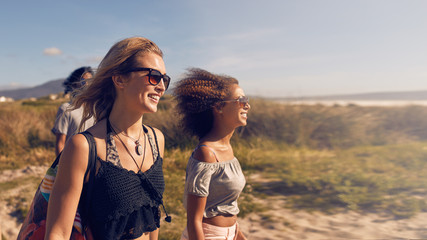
[
  {"x1": 45, "y1": 37, "x2": 171, "y2": 240},
  {"x1": 174, "y1": 68, "x2": 249, "y2": 240}
]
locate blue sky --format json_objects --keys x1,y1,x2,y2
[{"x1": 1, "y1": 0, "x2": 426, "y2": 97}]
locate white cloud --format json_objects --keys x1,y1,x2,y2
[{"x1": 43, "y1": 47, "x2": 62, "y2": 56}]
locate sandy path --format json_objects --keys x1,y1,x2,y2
[
  {"x1": 0, "y1": 165, "x2": 48, "y2": 240},
  {"x1": 0, "y1": 165, "x2": 47, "y2": 183},
  {"x1": 237, "y1": 185, "x2": 427, "y2": 240},
  {"x1": 2, "y1": 167, "x2": 427, "y2": 240},
  {"x1": 238, "y1": 195, "x2": 427, "y2": 239}
]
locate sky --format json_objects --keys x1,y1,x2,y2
[{"x1": 1, "y1": 0, "x2": 426, "y2": 98}]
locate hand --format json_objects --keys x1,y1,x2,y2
[
  {"x1": 85, "y1": 227, "x2": 94, "y2": 240},
  {"x1": 235, "y1": 230, "x2": 247, "y2": 240},
  {"x1": 234, "y1": 223, "x2": 247, "y2": 240}
]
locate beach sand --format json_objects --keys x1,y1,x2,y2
[
  {"x1": 2, "y1": 166, "x2": 427, "y2": 240},
  {"x1": 238, "y1": 195, "x2": 427, "y2": 239}
]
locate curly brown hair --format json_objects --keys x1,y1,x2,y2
[{"x1": 173, "y1": 68, "x2": 239, "y2": 139}]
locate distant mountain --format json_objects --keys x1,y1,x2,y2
[
  {"x1": 280, "y1": 90, "x2": 427, "y2": 101},
  {"x1": 3, "y1": 78, "x2": 427, "y2": 101},
  {"x1": 0, "y1": 83, "x2": 30, "y2": 91},
  {"x1": 0, "y1": 79, "x2": 64, "y2": 100}
]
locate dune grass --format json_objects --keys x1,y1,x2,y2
[
  {"x1": 236, "y1": 141, "x2": 427, "y2": 218},
  {"x1": 1, "y1": 96, "x2": 427, "y2": 239}
]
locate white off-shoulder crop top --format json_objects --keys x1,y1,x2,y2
[{"x1": 183, "y1": 149, "x2": 246, "y2": 218}]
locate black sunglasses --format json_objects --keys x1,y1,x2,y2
[
  {"x1": 126, "y1": 67, "x2": 171, "y2": 90},
  {"x1": 222, "y1": 96, "x2": 249, "y2": 107}
]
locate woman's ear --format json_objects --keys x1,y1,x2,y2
[
  {"x1": 213, "y1": 105, "x2": 223, "y2": 114},
  {"x1": 112, "y1": 75, "x2": 127, "y2": 89}
]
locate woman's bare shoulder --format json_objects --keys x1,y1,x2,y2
[{"x1": 193, "y1": 145, "x2": 217, "y2": 163}]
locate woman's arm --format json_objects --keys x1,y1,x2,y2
[
  {"x1": 45, "y1": 134, "x2": 91, "y2": 240},
  {"x1": 186, "y1": 146, "x2": 217, "y2": 240},
  {"x1": 54, "y1": 133, "x2": 66, "y2": 156},
  {"x1": 186, "y1": 194, "x2": 207, "y2": 240},
  {"x1": 149, "y1": 229, "x2": 159, "y2": 240}
]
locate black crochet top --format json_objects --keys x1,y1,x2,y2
[{"x1": 86, "y1": 122, "x2": 165, "y2": 240}]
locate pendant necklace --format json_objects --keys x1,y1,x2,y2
[
  {"x1": 110, "y1": 122, "x2": 144, "y2": 156},
  {"x1": 110, "y1": 123, "x2": 147, "y2": 172}
]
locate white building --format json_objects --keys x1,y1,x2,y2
[{"x1": 0, "y1": 96, "x2": 14, "y2": 102}]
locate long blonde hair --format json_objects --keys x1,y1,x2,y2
[{"x1": 72, "y1": 37, "x2": 163, "y2": 130}]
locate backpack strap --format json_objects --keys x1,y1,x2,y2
[
  {"x1": 81, "y1": 131, "x2": 97, "y2": 180},
  {"x1": 79, "y1": 131, "x2": 97, "y2": 229},
  {"x1": 50, "y1": 152, "x2": 62, "y2": 169}
]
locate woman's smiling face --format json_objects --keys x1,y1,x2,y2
[
  {"x1": 121, "y1": 52, "x2": 167, "y2": 114},
  {"x1": 220, "y1": 84, "x2": 250, "y2": 128}
]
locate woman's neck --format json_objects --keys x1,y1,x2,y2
[
  {"x1": 201, "y1": 126, "x2": 235, "y2": 146},
  {"x1": 108, "y1": 104, "x2": 144, "y2": 135}
]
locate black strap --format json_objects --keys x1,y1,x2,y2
[
  {"x1": 81, "y1": 131, "x2": 97, "y2": 180},
  {"x1": 50, "y1": 152, "x2": 62, "y2": 169},
  {"x1": 79, "y1": 131, "x2": 97, "y2": 229}
]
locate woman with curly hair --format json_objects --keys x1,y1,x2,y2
[
  {"x1": 45, "y1": 36, "x2": 171, "y2": 240},
  {"x1": 174, "y1": 68, "x2": 250, "y2": 240}
]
